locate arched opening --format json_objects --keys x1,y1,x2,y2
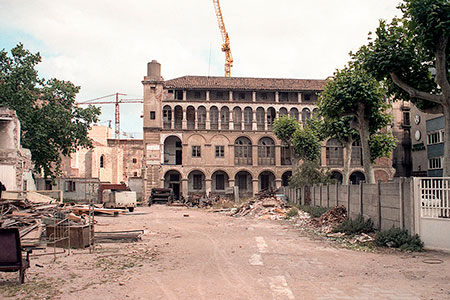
[
  {"x1": 188, "y1": 170, "x2": 206, "y2": 194},
  {"x1": 326, "y1": 138, "x2": 344, "y2": 166},
  {"x1": 289, "y1": 107, "x2": 299, "y2": 121},
  {"x1": 174, "y1": 105, "x2": 183, "y2": 129},
  {"x1": 349, "y1": 171, "x2": 365, "y2": 185},
  {"x1": 164, "y1": 136, "x2": 182, "y2": 165},
  {"x1": 197, "y1": 106, "x2": 206, "y2": 130},
  {"x1": 212, "y1": 170, "x2": 229, "y2": 193},
  {"x1": 235, "y1": 171, "x2": 253, "y2": 196},
  {"x1": 302, "y1": 108, "x2": 311, "y2": 123},
  {"x1": 312, "y1": 108, "x2": 319, "y2": 117},
  {"x1": 279, "y1": 107, "x2": 288, "y2": 117},
  {"x1": 244, "y1": 107, "x2": 253, "y2": 131},
  {"x1": 99, "y1": 155, "x2": 105, "y2": 168},
  {"x1": 163, "y1": 105, "x2": 172, "y2": 129},
  {"x1": 258, "y1": 137, "x2": 275, "y2": 165},
  {"x1": 330, "y1": 171, "x2": 343, "y2": 184},
  {"x1": 186, "y1": 106, "x2": 195, "y2": 129},
  {"x1": 281, "y1": 141, "x2": 292, "y2": 165},
  {"x1": 233, "y1": 107, "x2": 242, "y2": 130},
  {"x1": 220, "y1": 107, "x2": 229, "y2": 130},
  {"x1": 256, "y1": 107, "x2": 265, "y2": 130},
  {"x1": 267, "y1": 107, "x2": 276, "y2": 130},
  {"x1": 210, "y1": 106, "x2": 219, "y2": 130},
  {"x1": 164, "y1": 170, "x2": 182, "y2": 200},
  {"x1": 234, "y1": 137, "x2": 252, "y2": 165},
  {"x1": 259, "y1": 171, "x2": 275, "y2": 191},
  {"x1": 282, "y1": 171, "x2": 292, "y2": 187},
  {"x1": 351, "y1": 140, "x2": 362, "y2": 167}
]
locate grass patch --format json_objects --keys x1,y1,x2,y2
[
  {"x1": 375, "y1": 228, "x2": 423, "y2": 252},
  {"x1": 285, "y1": 207, "x2": 299, "y2": 218},
  {"x1": 298, "y1": 205, "x2": 329, "y2": 218},
  {"x1": 333, "y1": 215, "x2": 374, "y2": 235}
]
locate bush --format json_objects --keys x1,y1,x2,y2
[
  {"x1": 333, "y1": 215, "x2": 374, "y2": 235},
  {"x1": 375, "y1": 228, "x2": 423, "y2": 252},
  {"x1": 286, "y1": 207, "x2": 299, "y2": 218},
  {"x1": 298, "y1": 205, "x2": 329, "y2": 218}
]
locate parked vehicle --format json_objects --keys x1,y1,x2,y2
[{"x1": 102, "y1": 190, "x2": 137, "y2": 212}]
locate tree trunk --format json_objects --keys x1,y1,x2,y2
[
  {"x1": 342, "y1": 139, "x2": 353, "y2": 185},
  {"x1": 443, "y1": 105, "x2": 450, "y2": 177},
  {"x1": 360, "y1": 123, "x2": 375, "y2": 184}
]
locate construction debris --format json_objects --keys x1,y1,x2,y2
[
  {"x1": 95, "y1": 230, "x2": 144, "y2": 243},
  {"x1": 230, "y1": 190, "x2": 290, "y2": 220}
]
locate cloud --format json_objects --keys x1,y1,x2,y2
[{"x1": 0, "y1": 0, "x2": 399, "y2": 135}]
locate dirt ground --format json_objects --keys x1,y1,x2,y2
[{"x1": 1, "y1": 205, "x2": 450, "y2": 300}]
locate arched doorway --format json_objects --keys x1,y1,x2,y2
[
  {"x1": 235, "y1": 171, "x2": 253, "y2": 196},
  {"x1": 234, "y1": 137, "x2": 252, "y2": 165},
  {"x1": 212, "y1": 170, "x2": 229, "y2": 193},
  {"x1": 282, "y1": 171, "x2": 292, "y2": 187},
  {"x1": 164, "y1": 170, "x2": 182, "y2": 200},
  {"x1": 164, "y1": 136, "x2": 182, "y2": 165},
  {"x1": 188, "y1": 170, "x2": 206, "y2": 194},
  {"x1": 330, "y1": 171, "x2": 343, "y2": 184},
  {"x1": 349, "y1": 171, "x2": 365, "y2": 185},
  {"x1": 259, "y1": 171, "x2": 275, "y2": 191}
]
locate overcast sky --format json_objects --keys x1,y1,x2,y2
[{"x1": 0, "y1": 0, "x2": 401, "y2": 137}]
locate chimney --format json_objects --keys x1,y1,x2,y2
[{"x1": 147, "y1": 60, "x2": 161, "y2": 80}]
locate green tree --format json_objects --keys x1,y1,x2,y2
[
  {"x1": 273, "y1": 115, "x2": 301, "y2": 144},
  {"x1": 0, "y1": 44, "x2": 101, "y2": 177},
  {"x1": 319, "y1": 65, "x2": 395, "y2": 184},
  {"x1": 354, "y1": 0, "x2": 450, "y2": 175}
]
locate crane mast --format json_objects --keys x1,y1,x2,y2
[{"x1": 213, "y1": 0, "x2": 233, "y2": 77}]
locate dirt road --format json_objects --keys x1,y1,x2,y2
[{"x1": 2, "y1": 205, "x2": 450, "y2": 300}]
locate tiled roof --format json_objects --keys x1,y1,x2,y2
[{"x1": 164, "y1": 76, "x2": 326, "y2": 91}]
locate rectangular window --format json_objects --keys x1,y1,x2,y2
[
  {"x1": 402, "y1": 111, "x2": 410, "y2": 126},
  {"x1": 192, "y1": 146, "x2": 201, "y2": 157},
  {"x1": 215, "y1": 145, "x2": 225, "y2": 158},
  {"x1": 429, "y1": 157, "x2": 442, "y2": 170},
  {"x1": 239, "y1": 92, "x2": 245, "y2": 100},
  {"x1": 427, "y1": 130, "x2": 444, "y2": 145},
  {"x1": 65, "y1": 181, "x2": 76, "y2": 192},
  {"x1": 217, "y1": 91, "x2": 224, "y2": 98},
  {"x1": 304, "y1": 94, "x2": 311, "y2": 101},
  {"x1": 175, "y1": 90, "x2": 183, "y2": 100},
  {"x1": 194, "y1": 91, "x2": 201, "y2": 99},
  {"x1": 150, "y1": 111, "x2": 156, "y2": 120},
  {"x1": 193, "y1": 174, "x2": 202, "y2": 190}
]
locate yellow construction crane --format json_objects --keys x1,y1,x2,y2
[{"x1": 213, "y1": 0, "x2": 233, "y2": 77}]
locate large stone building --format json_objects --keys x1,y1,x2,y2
[{"x1": 141, "y1": 61, "x2": 396, "y2": 201}]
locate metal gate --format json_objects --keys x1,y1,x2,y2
[{"x1": 413, "y1": 177, "x2": 450, "y2": 251}]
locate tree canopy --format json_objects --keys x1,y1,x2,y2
[
  {"x1": 0, "y1": 44, "x2": 101, "y2": 177},
  {"x1": 354, "y1": 0, "x2": 450, "y2": 175}
]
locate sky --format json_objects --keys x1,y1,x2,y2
[{"x1": 0, "y1": 0, "x2": 401, "y2": 138}]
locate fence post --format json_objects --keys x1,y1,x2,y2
[
  {"x1": 377, "y1": 180, "x2": 382, "y2": 231},
  {"x1": 335, "y1": 183, "x2": 339, "y2": 207},
  {"x1": 327, "y1": 184, "x2": 330, "y2": 207},
  {"x1": 319, "y1": 184, "x2": 323, "y2": 207},
  {"x1": 360, "y1": 183, "x2": 364, "y2": 216},
  {"x1": 347, "y1": 184, "x2": 351, "y2": 216},
  {"x1": 313, "y1": 185, "x2": 316, "y2": 206},
  {"x1": 399, "y1": 178, "x2": 405, "y2": 230}
]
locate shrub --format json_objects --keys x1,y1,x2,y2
[
  {"x1": 375, "y1": 228, "x2": 423, "y2": 252},
  {"x1": 286, "y1": 207, "x2": 299, "y2": 218},
  {"x1": 298, "y1": 205, "x2": 329, "y2": 218},
  {"x1": 333, "y1": 215, "x2": 374, "y2": 235}
]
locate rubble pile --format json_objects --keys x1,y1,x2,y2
[
  {"x1": 311, "y1": 205, "x2": 348, "y2": 232},
  {"x1": 230, "y1": 190, "x2": 290, "y2": 220}
]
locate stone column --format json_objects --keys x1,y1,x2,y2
[
  {"x1": 275, "y1": 179, "x2": 282, "y2": 189},
  {"x1": 252, "y1": 91, "x2": 256, "y2": 102},
  {"x1": 275, "y1": 145, "x2": 281, "y2": 166},
  {"x1": 252, "y1": 145, "x2": 258, "y2": 167},
  {"x1": 182, "y1": 90, "x2": 187, "y2": 101},
  {"x1": 230, "y1": 109, "x2": 234, "y2": 130},
  {"x1": 206, "y1": 91, "x2": 210, "y2": 101},
  {"x1": 252, "y1": 179, "x2": 259, "y2": 196},
  {"x1": 182, "y1": 109, "x2": 187, "y2": 129},
  {"x1": 206, "y1": 109, "x2": 210, "y2": 130},
  {"x1": 181, "y1": 178, "x2": 188, "y2": 198},
  {"x1": 229, "y1": 91, "x2": 233, "y2": 101},
  {"x1": 298, "y1": 92, "x2": 302, "y2": 103},
  {"x1": 205, "y1": 178, "x2": 212, "y2": 195},
  {"x1": 275, "y1": 91, "x2": 279, "y2": 103}
]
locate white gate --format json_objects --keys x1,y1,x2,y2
[{"x1": 413, "y1": 177, "x2": 450, "y2": 251}]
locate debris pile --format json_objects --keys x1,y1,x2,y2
[
  {"x1": 311, "y1": 205, "x2": 347, "y2": 232},
  {"x1": 230, "y1": 190, "x2": 290, "y2": 220}
]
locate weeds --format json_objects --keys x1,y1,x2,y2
[
  {"x1": 375, "y1": 227, "x2": 423, "y2": 252},
  {"x1": 333, "y1": 215, "x2": 374, "y2": 235},
  {"x1": 298, "y1": 205, "x2": 329, "y2": 218},
  {"x1": 285, "y1": 207, "x2": 299, "y2": 218}
]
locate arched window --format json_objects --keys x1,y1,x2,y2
[
  {"x1": 351, "y1": 140, "x2": 362, "y2": 167},
  {"x1": 233, "y1": 107, "x2": 242, "y2": 130},
  {"x1": 174, "y1": 105, "x2": 183, "y2": 129},
  {"x1": 326, "y1": 138, "x2": 343, "y2": 166},
  {"x1": 220, "y1": 107, "x2": 230, "y2": 130},
  {"x1": 289, "y1": 108, "x2": 299, "y2": 121},
  {"x1": 244, "y1": 107, "x2": 253, "y2": 131},
  {"x1": 186, "y1": 106, "x2": 195, "y2": 129},
  {"x1": 210, "y1": 106, "x2": 219, "y2": 130},
  {"x1": 256, "y1": 107, "x2": 265, "y2": 130},
  {"x1": 312, "y1": 108, "x2": 319, "y2": 117},
  {"x1": 197, "y1": 106, "x2": 206, "y2": 129},
  {"x1": 267, "y1": 107, "x2": 276, "y2": 130},
  {"x1": 234, "y1": 137, "x2": 252, "y2": 165},
  {"x1": 279, "y1": 107, "x2": 288, "y2": 117},
  {"x1": 302, "y1": 108, "x2": 311, "y2": 123},
  {"x1": 100, "y1": 155, "x2": 105, "y2": 168},
  {"x1": 163, "y1": 105, "x2": 172, "y2": 129},
  {"x1": 258, "y1": 137, "x2": 275, "y2": 165}
]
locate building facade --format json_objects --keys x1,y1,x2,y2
[{"x1": 141, "y1": 61, "x2": 395, "y2": 201}]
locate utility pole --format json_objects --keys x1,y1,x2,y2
[{"x1": 115, "y1": 92, "x2": 126, "y2": 139}]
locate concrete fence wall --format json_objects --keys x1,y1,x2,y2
[{"x1": 281, "y1": 179, "x2": 415, "y2": 233}]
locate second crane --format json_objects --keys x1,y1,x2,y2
[{"x1": 213, "y1": 0, "x2": 233, "y2": 77}]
